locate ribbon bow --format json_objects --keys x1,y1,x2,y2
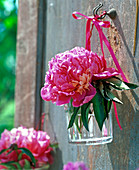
[
  {"x1": 72, "y1": 11, "x2": 129, "y2": 130},
  {"x1": 72, "y1": 11, "x2": 128, "y2": 83}
]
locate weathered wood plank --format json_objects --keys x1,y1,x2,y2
[
  {"x1": 34, "y1": 0, "x2": 47, "y2": 129},
  {"x1": 15, "y1": 0, "x2": 39, "y2": 127}
]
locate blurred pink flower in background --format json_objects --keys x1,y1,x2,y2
[
  {"x1": 0, "y1": 165, "x2": 7, "y2": 169},
  {"x1": 63, "y1": 161, "x2": 89, "y2": 170},
  {"x1": 0, "y1": 126, "x2": 53, "y2": 168},
  {"x1": 41, "y1": 47, "x2": 119, "y2": 107}
]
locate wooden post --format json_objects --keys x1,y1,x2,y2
[{"x1": 15, "y1": 0, "x2": 46, "y2": 128}]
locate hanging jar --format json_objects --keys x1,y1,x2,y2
[{"x1": 66, "y1": 104, "x2": 113, "y2": 145}]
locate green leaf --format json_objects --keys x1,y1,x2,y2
[
  {"x1": 68, "y1": 106, "x2": 80, "y2": 129},
  {"x1": 11, "y1": 162, "x2": 22, "y2": 170},
  {"x1": 9, "y1": 143, "x2": 18, "y2": 150},
  {"x1": 107, "y1": 100, "x2": 112, "y2": 114},
  {"x1": 109, "y1": 83, "x2": 124, "y2": 90},
  {"x1": 35, "y1": 164, "x2": 50, "y2": 170},
  {"x1": 74, "y1": 115, "x2": 81, "y2": 133},
  {"x1": 81, "y1": 103, "x2": 90, "y2": 131},
  {"x1": 98, "y1": 81, "x2": 105, "y2": 97},
  {"x1": 0, "y1": 148, "x2": 9, "y2": 155},
  {"x1": 6, "y1": 149, "x2": 13, "y2": 156},
  {"x1": 91, "y1": 90, "x2": 107, "y2": 131},
  {"x1": 50, "y1": 143, "x2": 59, "y2": 149},
  {"x1": 23, "y1": 159, "x2": 31, "y2": 169},
  {"x1": 18, "y1": 148, "x2": 36, "y2": 167},
  {"x1": 68, "y1": 99, "x2": 73, "y2": 114},
  {"x1": 104, "y1": 77, "x2": 130, "y2": 90},
  {"x1": 105, "y1": 89, "x2": 123, "y2": 104},
  {"x1": 6, "y1": 144, "x2": 18, "y2": 156},
  {"x1": 99, "y1": 81, "x2": 110, "y2": 100},
  {"x1": 3, "y1": 161, "x2": 23, "y2": 169},
  {"x1": 104, "y1": 99, "x2": 112, "y2": 118},
  {"x1": 18, "y1": 153, "x2": 23, "y2": 161},
  {"x1": 124, "y1": 82, "x2": 138, "y2": 89},
  {"x1": 0, "y1": 163, "x2": 16, "y2": 169}
]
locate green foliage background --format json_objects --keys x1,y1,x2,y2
[{"x1": 0, "y1": 0, "x2": 17, "y2": 135}]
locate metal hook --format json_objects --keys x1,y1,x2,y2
[
  {"x1": 93, "y1": 2, "x2": 103, "y2": 17},
  {"x1": 93, "y1": 3, "x2": 117, "y2": 20}
]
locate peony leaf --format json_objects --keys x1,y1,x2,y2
[
  {"x1": 106, "y1": 100, "x2": 112, "y2": 114},
  {"x1": 35, "y1": 164, "x2": 50, "y2": 170},
  {"x1": 0, "y1": 163, "x2": 16, "y2": 169},
  {"x1": 0, "y1": 148, "x2": 9, "y2": 155},
  {"x1": 50, "y1": 143, "x2": 59, "y2": 149},
  {"x1": 18, "y1": 153, "x2": 23, "y2": 161},
  {"x1": 104, "y1": 77, "x2": 130, "y2": 90},
  {"x1": 99, "y1": 81, "x2": 110, "y2": 100},
  {"x1": 9, "y1": 143, "x2": 18, "y2": 150},
  {"x1": 11, "y1": 162, "x2": 22, "y2": 169},
  {"x1": 109, "y1": 83, "x2": 124, "y2": 90},
  {"x1": 68, "y1": 99, "x2": 73, "y2": 114},
  {"x1": 91, "y1": 90, "x2": 107, "y2": 131},
  {"x1": 6, "y1": 149, "x2": 14, "y2": 156},
  {"x1": 124, "y1": 82, "x2": 138, "y2": 89},
  {"x1": 104, "y1": 99, "x2": 112, "y2": 118},
  {"x1": 23, "y1": 159, "x2": 31, "y2": 169},
  {"x1": 68, "y1": 106, "x2": 80, "y2": 129},
  {"x1": 74, "y1": 115, "x2": 81, "y2": 133},
  {"x1": 5, "y1": 144, "x2": 18, "y2": 155},
  {"x1": 105, "y1": 89, "x2": 123, "y2": 104},
  {"x1": 81, "y1": 103, "x2": 90, "y2": 131},
  {"x1": 18, "y1": 148, "x2": 36, "y2": 167},
  {"x1": 0, "y1": 161, "x2": 21, "y2": 169},
  {"x1": 98, "y1": 81, "x2": 105, "y2": 96}
]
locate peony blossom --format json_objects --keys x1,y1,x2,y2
[
  {"x1": 0, "y1": 126, "x2": 53, "y2": 168},
  {"x1": 41, "y1": 47, "x2": 119, "y2": 107},
  {"x1": 63, "y1": 161, "x2": 89, "y2": 170},
  {"x1": 0, "y1": 165, "x2": 7, "y2": 169}
]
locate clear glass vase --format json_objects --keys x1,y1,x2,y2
[{"x1": 67, "y1": 111, "x2": 113, "y2": 145}]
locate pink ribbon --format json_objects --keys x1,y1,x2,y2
[
  {"x1": 72, "y1": 11, "x2": 129, "y2": 130},
  {"x1": 113, "y1": 101, "x2": 122, "y2": 130}
]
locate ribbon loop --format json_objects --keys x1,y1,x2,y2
[
  {"x1": 72, "y1": 11, "x2": 128, "y2": 83},
  {"x1": 72, "y1": 11, "x2": 94, "y2": 20}
]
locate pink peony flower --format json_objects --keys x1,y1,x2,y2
[
  {"x1": 0, "y1": 126, "x2": 53, "y2": 168},
  {"x1": 63, "y1": 161, "x2": 89, "y2": 170},
  {"x1": 0, "y1": 165, "x2": 7, "y2": 169},
  {"x1": 41, "y1": 47, "x2": 119, "y2": 107}
]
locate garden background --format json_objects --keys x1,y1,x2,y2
[{"x1": 0, "y1": 0, "x2": 17, "y2": 135}]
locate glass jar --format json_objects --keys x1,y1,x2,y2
[{"x1": 67, "y1": 111, "x2": 113, "y2": 145}]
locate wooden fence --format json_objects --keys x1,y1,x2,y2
[{"x1": 15, "y1": 0, "x2": 139, "y2": 169}]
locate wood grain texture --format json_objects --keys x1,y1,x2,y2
[
  {"x1": 15, "y1": 0, "x2": 39, "y2": 127},
  {"x1": 44, "y1": 0, "x2": 138, "y2": 170}
]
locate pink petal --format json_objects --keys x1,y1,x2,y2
[
  {"x1": 92, "y1": 68, "x2": 119, "y2": 80},
  {"x1": 72, "y1": 85, "x2": 96, "y2": 107},
  {"x1": 82, "y1": 85, "x2": 96, "y2": 104},
  {"x1": 56, "y1": 93, "x2": 71, "y2": 105}
]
